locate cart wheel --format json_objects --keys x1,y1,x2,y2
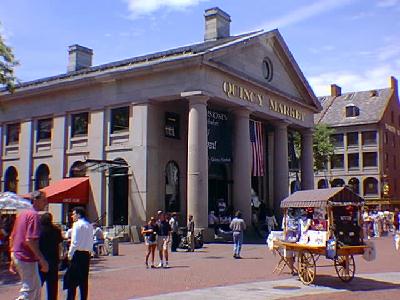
[
  {"x1": 334, "y1": 255, "x2": 355, "y2": 282},
  {"x1": 297, "y1": 251, "x2": 316, "y2": 285}
]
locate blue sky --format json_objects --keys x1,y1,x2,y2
[{"x1": 0, "y1": 0, "x2": 399, "y2": 96}]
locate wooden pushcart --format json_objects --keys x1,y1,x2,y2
[{"x1": 273, "y1": 187, "x2": 372, "y2": 285}]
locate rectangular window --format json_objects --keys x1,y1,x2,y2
[
  {"x1": 363, "y1": 152, "x2": 377, "y2": 167},
  {"x1": 6, "y1": 123, "x2": 20, "y2": 145},
  {"x1": 331, "y1": 134, "x2": 344, "y2": 148},
  {"x1": 347, "y1": 153, "x2": 359, "y2": 169},
  {"x1": 331, "y1": 154, "x2": 344, "y2": 169},
  {"x1": 347, "y1": 132, "x2": 358, "y2": 147},
  {"x1": 111, "y1": 106, "x2": 129, "y2": 133},
  {"x1": 362, "y1": 131, "x2": 377, "y2": 145},
  {"x1": 71, "y1": 112, "x2": 89, "y2": 137},
  {"x1": 37, "y1": 118, "x2": 52, "y2": 141},
  {"x1": 164, "y1": 112, "x2": 180, "y2": 139}
]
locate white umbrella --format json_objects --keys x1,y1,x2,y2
[{"x1": 0, "y1": 192, "x2": 32, "y2": 210}]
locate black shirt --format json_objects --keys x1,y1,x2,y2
[
  {"x1": 143, "y1": 224, "x2": 157, "y2": 242},
  {"x1": 39, "y1": 225, "x2": 63, "y2": 266},
  {"x1": 156, "y1": 220, "x2": 171, "y2": 236}
]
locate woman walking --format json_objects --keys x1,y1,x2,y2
[
  {"x1": 39, "y1": 212, "x2": 63, "y2": 300},
  {"x1": 142, "y1": 217, "x2": 157, "y2": 268},
  {"x1": 230, "y1": 211, "x2": 246, "y2": 259}
]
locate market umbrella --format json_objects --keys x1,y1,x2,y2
[{"x1": 0, "y1": 192, "x2": 32, "y2": 210}]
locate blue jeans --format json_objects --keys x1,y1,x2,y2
[{"x1": 233, "y1": 231, "x2": 243, "y2": 256}]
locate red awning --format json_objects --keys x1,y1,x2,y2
[{"x1": 41, "y1": 177, "x2": 89, "y2": 204}]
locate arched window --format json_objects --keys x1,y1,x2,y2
[
  {"x1": 331, "y1": 178, "x2": 345, "y2": 187},
  {"x1": 69, "y1": 161, "x2": 86, "y2": 177},
  {"x1": 318, "y1": 179, "x2": 329, "y2": 189},
  {"x1": 35, "y1": 164, "x2": 50, "y2": 190},
  {"x1": 348, "y1": 177, "x2": 360, "y2": 194},
  {"x1": 165, "y1": 161, "x2": 180, "y2": 212},
  {"x1": 4, "y1": 166, "x2": 18, "y2": 193},
  {"x1": 364, "y1": 177, "x2": 378, "y2": 195}
]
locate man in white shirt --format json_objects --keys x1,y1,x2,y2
[{"x1": 65, "y1": 207, "x2": 93, "y2": 300}]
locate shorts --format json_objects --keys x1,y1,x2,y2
[
  {"x1": 157, "y1": 236, "x2": 169, "y2": 251},
  {"x1": 144, "y1": 236, "x2": 156, "y2": 246}
]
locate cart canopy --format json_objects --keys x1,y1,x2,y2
[{"x1": 280, "y1": 187, "x2": 364, "y2": 208}]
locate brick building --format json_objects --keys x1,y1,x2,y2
[{"x1": 315, "y1": 77, "x2": 400, "y2": 207}]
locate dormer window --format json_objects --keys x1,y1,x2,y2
[{"x1": 345, "y1": 105, "x2": 359, "y2": 117}]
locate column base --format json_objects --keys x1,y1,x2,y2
[{"x1": 195, "y1": 227, "x2": 215, "y2": 242}]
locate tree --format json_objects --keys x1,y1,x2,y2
[
  {"x1": 313, "y1": 124, "x2": 335, "y2": 171},
  {"x1": 0, "y1": 24, "x2": 18, "y2": 92}
]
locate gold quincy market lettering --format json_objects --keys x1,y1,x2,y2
[
  {"x1": 269, "y1": 98, "x2": 304, "y2": 121},
  {"x1": 222, "y1": 81, "x2": 263, "y2": 106}
]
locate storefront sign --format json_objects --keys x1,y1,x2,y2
[
  {"x1": 207, "y1": 109, "x2": 232, "y2": 163},
  {"x1": 269, "y1": 98, "x2": 305, "y2": 121},
  {"x1": 222, "y1": 81, "x2": 305, "y2": 122},
  {"x1": 222, "y1": 81, "x2": 263, "y2": 106}
]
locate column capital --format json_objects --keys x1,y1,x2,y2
[
  {"x1": 301, "y1": 127, "x2": 315, "y2": 136},
  {"x1": 271, "y1": 120, "x2": 290, "y2": 130},
  {"x1": 230, "y1": 106, "x2": 252, "y2": 118},
  {"x1": 181, "y1": 91, "x2": 209, "y2": 105}
]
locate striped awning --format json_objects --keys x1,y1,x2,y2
[{"x1": 281, "y1": 187, "x2": 364, "y2": 208}]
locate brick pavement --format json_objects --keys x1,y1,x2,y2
[{"x1": 1, "y1": 235, "x2": 399, "y2": 299}]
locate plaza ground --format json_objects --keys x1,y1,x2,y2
[{"x1": 1, "y1": 235, "x2": 400, "y2": 299}]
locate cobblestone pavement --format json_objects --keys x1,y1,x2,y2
[{"x1": 1, "y1": 235, "x2": 399, "y2": 299}]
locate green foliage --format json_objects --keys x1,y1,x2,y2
[
  {"x1": 313, "y1": 124, "x2": 335, "y2": 171},
  {"x1": 0, "y1": 24, "x2": 18, "y2": 93}
]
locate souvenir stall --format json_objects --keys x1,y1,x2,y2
[{"x1": 268, "y1": 187, "x2": 375, "y2": 285}]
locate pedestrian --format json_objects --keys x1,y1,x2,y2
[
  {"x1": 39, "y1": 212, "x2": 63, "y2": 300},
  {"x1": 92, "y1": 223, "x2": 104, "y2": 257},
  {"x1": 169, "y1": 213, "x2": 179, "y2": 252},
  {"x1": 156, "y1": 211, "x2": 171, "y2": 268},
  {"x1": 265, "y1": 209, "x2": 278, "y2": 235},
  {"x1": 64, "y1": 207, "x2": 93, "y2": 300},
  {"x1": 208, "y1": 211, "x2": 219, "y2": 235},
  {"x1": 229, "y1": 210, "x2": 246, "y2": 259},
  {"x1": 142, "y1": 217, "x2": 157, "y2": 268},
  {"x1": 9, "y1": 190, "x2": 49, "y2": 300},
  {"x1": 187, "y1": 215, "x2": 195, "y2": 252}
]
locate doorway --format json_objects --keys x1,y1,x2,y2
[{"x1": 109, "y1": 158, "x2": 129, "y2": 225}]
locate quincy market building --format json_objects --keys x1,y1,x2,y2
[{"x1": 0, "y1": 8, "x2": 321, "y2": 237}]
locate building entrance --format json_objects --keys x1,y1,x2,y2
[
  {"x1": 109, "y1": 159, "x2": 128, "y2": 225},
  {"x1": 208, "y1": 163, "x2": 230, "y2": 217}
]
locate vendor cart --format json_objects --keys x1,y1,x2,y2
[{"x1": 272, "y1": 187, "x2": 374, "y2": 285}]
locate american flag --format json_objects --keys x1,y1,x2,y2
[{"x1": 249, "y1": 120, "x2": 264, "y2": 177}]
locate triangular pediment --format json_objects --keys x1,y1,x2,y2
[{"x1": 203, "y1": 30, "x2": 320, "y2": 111}]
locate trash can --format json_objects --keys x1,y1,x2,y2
[{"x1": 110, "y1": 237, "x2": 119, "y2": 256}]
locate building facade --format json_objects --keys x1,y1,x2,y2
[
  {"x1": 0, "y1": 8, "x2": 320, "y2": 236},
  {"x1": 315, "y1": 77, "x2": 400, "y2": 207}
]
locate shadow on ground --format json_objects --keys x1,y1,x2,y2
[
  {"x1": 0, "y1": 263, "x2": 19, "y2": 285},
  {"x1": 314, "y1": 274, "x2": 400, "y2": 291}
]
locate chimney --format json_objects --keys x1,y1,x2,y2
[
  {"x1": 330, "y1": 84, "x2": 342, "y2": 97},
  {"x1": 67, "y1": 44, "x2": 93, "y2": 72},
  {"x1": 390, "y1": 76, "x2": 398, "y2": 92},
  {"x1": 204, "y1": 7, "x2": 231, "y2": 42}
]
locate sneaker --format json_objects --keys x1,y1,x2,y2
[
  {"x1": 151, "y1": 264, "x2": 156, "y2": 268},
  {"x1": 164, "y1": 262, "x2": 169, "y2": 268},
  {"x1": 157, "y1": 262, "x2": 164, "y2": 268},
  {"x1": 233, "y1": 254, "x2": 237, "y2": 258},
  {"x1": 145, "y1": 262, "x2": 149, "y2": 269}
]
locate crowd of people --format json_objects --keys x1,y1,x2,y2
[
  {"x1": 363, "y1": 207, "x2": 399, "y2": 239},
  {"x1": 6, "y1": 191, "x2": 103, "y2": 300},
  {"x1": 6, "y1": 189, "x2": 400, "y2": 300}
]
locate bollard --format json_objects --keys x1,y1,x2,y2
[{"x1": 109, "y1": 237, "x2": 119, "y2": 256}]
